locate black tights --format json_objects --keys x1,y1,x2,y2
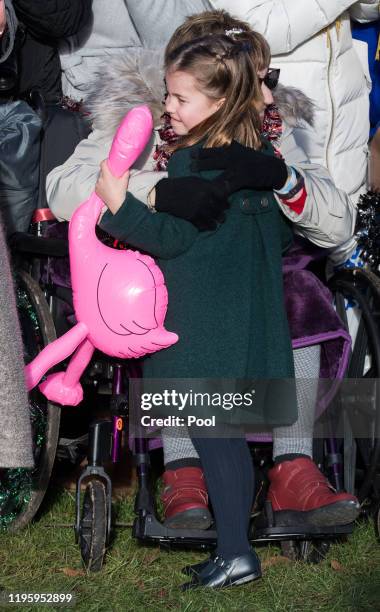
[{"x1": 190, "y1": 435, "x2": 254, "y2": 558}]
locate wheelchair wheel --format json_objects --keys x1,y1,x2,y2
[
  {"x1": 79, "y1": 479, "x2": 108, "y2": 572},
  {"x1": 329, "y1": 268, "x2": 380, "y2": 503},
  {"x1": 0, "y1": 270, "x2": 60, "y2": 532},
  {"x1": 281, "y1": 539, "x2": 331, "y2": 564}
]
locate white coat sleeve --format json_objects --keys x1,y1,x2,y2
[
  {"x1": 46, "y1": 130, "x2": 110, "y2": 222},
  {"x1": 46, "y1": 130, "x2": 164, "y2": 221},
  {"x1": 276, "y1": 125, "x2": 356, "y2": 248},
  {"x1": 349, "y1": 0, "x2": 379, "y2": 21},
  {"x1": 209, "y1": 0, "x2": 358, "y2": 54}
]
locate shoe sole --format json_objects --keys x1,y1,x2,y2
[
  {"x1": 273, "y1": 500, "x2": 360, "y2": 527},
  {"x1": 181, "y1": 571, "x2": 261, "y2": 591},
  {"x1": 164, "y1": 507, "x2": 213, "y2": 530},
  {"x1": 228, "y1": 572, "x2": 262, "y2": 587}
]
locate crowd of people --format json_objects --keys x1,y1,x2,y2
[{"x1": 1, "y1": 0, "x2": 380, "y2": 592}]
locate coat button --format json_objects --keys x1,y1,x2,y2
[
  {"x1": 241, "y1": 198, "x2": 252, "y2": 213},
  {"x1": 260, "y1": 196, "x2": 269, "y2": 208}
]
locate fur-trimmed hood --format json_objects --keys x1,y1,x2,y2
[
  {"x1": 85, "y1": 48, "x2": 166, "y2": 138},
  {"x1": 85, "y1": 48, "x2": 314, "y2": 140}
]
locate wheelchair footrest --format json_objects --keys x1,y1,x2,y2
[
  {"x1": 132, "y1": 509, "x2": 353, "y2": 548},
  {"x1": 252, "y1": 521, "x2": 354, "y2": 541},
  {"x1": 252, "y1": 500, "x2": 355, "y2": 540},
  {"x1": 133, "y1": 511, "x2": 217, "y2": 549}
]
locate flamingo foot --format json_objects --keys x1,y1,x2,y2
[{"x1": 39, "y1": 372, "x2": 84, "y2": 406}]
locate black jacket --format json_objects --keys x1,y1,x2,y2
[{"x1": 14, "y1": 0, "x2": 92, "y2": 102}]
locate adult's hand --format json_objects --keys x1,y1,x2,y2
[
  {"x1": 155, "y1": 176, "x2": 230, "y2": 231},
  {"x1": 191, "y1": 141, "x2": 289, "y2": 192}
]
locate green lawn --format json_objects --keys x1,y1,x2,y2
[{"x1": 0, "y1": 488, "x2": 379, "y2": 612}]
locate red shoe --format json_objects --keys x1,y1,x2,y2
[
  {"x1": 267, "y1": 457, "x2": 360, "y2": 527},
  {"x1": 161, "y1": 467, "x2": 212, "y2": 529}
]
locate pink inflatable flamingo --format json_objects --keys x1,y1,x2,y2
[{"x1": 25, "y1": 106, "x2": 178, "y2": 406}]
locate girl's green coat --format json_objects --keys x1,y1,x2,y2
[{"x1": 101, "y1": 141, "x2": 296, "y2": 424}]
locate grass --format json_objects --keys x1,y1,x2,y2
[{"x1": 0, "y1": 486, "x2": 379, "y2": 612}]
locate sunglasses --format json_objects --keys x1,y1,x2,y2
[{"x1": 259, "y1": 68, "x2": 280, "y2": 91}]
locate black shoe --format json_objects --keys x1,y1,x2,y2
[
  {"x1": 181, "y1": 554, "x2": 218, "y2": 576},
  {"x1": 181, "y1": 551, "x2": 262, "y2": 590}
]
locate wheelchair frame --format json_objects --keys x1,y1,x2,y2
[
  {"x1": 329, "y1": 268, "x2": 380, "y2": 506},
  {"x1": 74, "y1": 265, "x2": 380, "y2": 570}
]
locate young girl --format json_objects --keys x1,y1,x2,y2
[
  {"x1": 95, "y1": 34, "x2": 295, "y2": 590},
  {"x1": 152, "y1": 13, "x2": 358, "y2": 535}
]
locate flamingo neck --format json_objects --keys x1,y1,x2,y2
[{"x1": 69, "y1": 192, "x2": 104, "y2": 260}]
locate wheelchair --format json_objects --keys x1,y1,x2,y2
[
  {"x1": 76, "y1": 264, "x2": 380, "y2": 570},
  {"x1": 2, "y1": 104, "x2": 379, "y2": 572}
]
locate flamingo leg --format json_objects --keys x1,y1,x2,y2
[
  {"x1": 25, "y1": 322, "x2": 88, "y2": 391},
  {"x1": 38, "y1": 335, "x2": 95, "y2": 407},
  {"x1": 62, "y1": 338, "x2": 95, "y2": 388}
]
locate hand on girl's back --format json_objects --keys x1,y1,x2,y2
[
  {"x1": 154, "y1": 176, "x2": 229, "y2": 231},
  {"x1": 95, "y1": 160, "x2": 130, "y2": 215},
  {"x1": 192, "y1": 141, "x2": 288, "y2": 191}
]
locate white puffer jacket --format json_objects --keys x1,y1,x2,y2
[
  {"x1": 59, "y1": 0, "x2": 210, "y2": 102},
  {"x1": 210, "y1": 0, "x2": 378, "y2": 206}
]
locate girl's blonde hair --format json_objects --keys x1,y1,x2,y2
[
  {"x1": 165, "y1": 9, "x2": 271, "y2": 73},
  {"x1": 165, "y1": 34, "x2": 264, "y2": 151}
]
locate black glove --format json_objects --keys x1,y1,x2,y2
[
  {"x1": 155, "y1": 176, "x2": 230, "y2": 231},
  {"x1": 191, "y1": 141, "x2": 289, "y2": 192}
]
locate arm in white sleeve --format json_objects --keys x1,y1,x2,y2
[
  {"x1": 277, "y1": 125, "x2": 356, "y2": 248},
  {"x1": 46, "y1": 129, "x2": 162, "y2": 221},
  {"x1": 46, "y1": 130, "x2": 110, "y2": 221},
  {"x1": 210, "y1": 0, "x2": 357, "y2": 53}
]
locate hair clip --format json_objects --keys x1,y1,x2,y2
[{"x1": 225, "y1": 27, "x2": 244, "y2": 37}]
